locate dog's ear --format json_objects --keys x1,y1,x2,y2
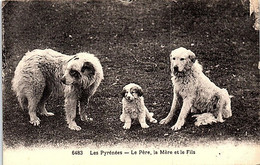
[
  {"x1": 188, "y1": 50, "x2": 196, "y2": 63},
  {"x1": 135, "y1": 88, "x2": 143, "y2": 97},
  {"x1": 81, "y1": 62, "x2": 95, "y2": 75},
  {"x1": 121, "y1": 89, "x2": 127, "y2": 97}
]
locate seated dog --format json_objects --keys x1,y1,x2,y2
[
  {"x1": 160, "y1": 47, "x2": 232, "y2": 131},
  {"x1": 120, "y1": 83, "x2": 157, "y2": 129}
]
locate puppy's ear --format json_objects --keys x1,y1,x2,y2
[
  {"x1": 121, "y1": 89, "x2": 127, "y2": 97},
  {"x1": 81, "y1": 62, "x2": 95, "y2": 75},
  {"x1": 136, "y1": 88, "x2": 143, "y2": 97},
  {"x1": 188, "y1": 50, "x2": 196, "y2": 63}
]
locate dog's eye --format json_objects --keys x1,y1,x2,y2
[
  {"x1": 69, "y1": 69, "x2": 81, "y2": 79},
  {"x1": 172, "y1": 57, "x2": 176, "y2": 60},
  {"x1": 180, "y1": 58, "x2": 185, "y2": 61}
]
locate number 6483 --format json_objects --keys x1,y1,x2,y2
[{"x1": 72, "y1": 150, "x2": 83, "y2": 155}]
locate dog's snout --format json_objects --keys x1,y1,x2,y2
[
  {"x1": 174, "y1": 66, "x2": 179, "y2": 72},
  {"x1": 61, "y1": 77, "x2": 66, "y2": 84}
]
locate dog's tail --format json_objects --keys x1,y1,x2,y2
[{"x1": 192, "y1": 113, "x2": 217, "y2": 126}]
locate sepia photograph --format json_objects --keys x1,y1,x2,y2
[{"x1": 2, "y1": 0, "x2": 259, "y2": 164}]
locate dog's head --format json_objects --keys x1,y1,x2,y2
[
  {"x1": 121, "y1": 83, "x2": 143, "y2": 102},
  {"x1": 170, "y1": 47, "x2": 196, "y2": 75},
  {"x1": 61, "y1": 53, "x2": 97, "y2": 88}
]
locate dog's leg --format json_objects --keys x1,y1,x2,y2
[
  {"x1": 79, "y1": 96, "x2": 93, "y2": 122},
  {"x1": 145, "y1": 107, "x2": 157, "y2": 123},
  {"x1": 171, "y1": 98, "x2": 192, "y2": 131},
  {"x1": 120, "y1": 110, "x2": 126, "y2": 122},
  {"x1": 216, "y1": 97, "x2": 225, "y2": 123},
  {"x1": 139, "y1": 112, "x2": 149, "y2": 128},
  {"x1": 39, "y1": 85, "x2": 54, "y2": 116},
  {"x1": 28, "y1": 97, "x2": 41, "y2": 126},
  {"x1": 17, "y1": 95, "x2": 27, "y2": 110},
  {"x1": 220, "y1": 89, "x2": 232, "y2": 119},
  {"x1": 65, "y1": 93, "x2": 81, "y2": 131},
  {"x1": 120, "y1": 100, "x2": 127, "y2": 122},
  {"x1": 160, "y1": 92, "x2": 179, "y2": 125},
  {"x1": 123, "y1": 115, "x2": 132, "y2": 129},
  {"x1": 120, "y1": 114, "x2": 125, "y2": 122}
]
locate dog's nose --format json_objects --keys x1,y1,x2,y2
[
  {"x1": 174, "y1": 66, "x2": 179, "y2": 72},
  {"x1": 61, "y1": 77, "x2": 66, "y2": 84}
]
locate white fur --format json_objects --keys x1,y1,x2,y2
[
  {"x1": 12, "y1": 49, "x2": 103, "y2": 131},
  {"x1": 160, "y1": 47, "x2": 232, "y2": 131},
  {"x1": 120, "y1": 83, "x2": 157, "y2": 129}
]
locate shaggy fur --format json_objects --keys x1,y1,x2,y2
[
  {"x1": 12, "y1": 49, "x2": 103, "y2": 131},
  {"x1": 160, "y1": 47, "x2": 232, "y2": 131},
  {"x1": 120, "y1": 83, "x2": 157, "y2": 129}
]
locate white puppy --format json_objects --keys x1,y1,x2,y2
[
  {"x1": 160, "y1": 47, "x2": 232, "y2": 131},
  {"x1": 12, "y1": 49, "x2": 103, "y2": 131},
  {"x1": 120, "y1": 83, "x2": 157, "y2": 129}
]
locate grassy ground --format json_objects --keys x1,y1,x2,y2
[{"x1": 2, "y1": 0, "x2": 259, "y2": 148}]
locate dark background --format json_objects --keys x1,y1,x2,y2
[{"x1": 2, "y1": 0, "x2": 259, "y2": 147}]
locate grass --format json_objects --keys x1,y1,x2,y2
[{"x1": 2, "y1": 0, "x2": 259, "y2": 148}]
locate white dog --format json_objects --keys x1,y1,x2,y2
[
  {"x1": 120, "y1": 83, "x2": 157, "y2": 129},
  {"x1": 12, "y1": 49, "x2": 103, "y2": 131},
  {"x1": 160, "y1": 47, "x2": 232, "y2": 131}
]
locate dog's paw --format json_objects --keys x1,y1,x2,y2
[
  {"x1": 80, "y1": 115, "x2": 93, "y2": 122},
  {"x1": 29, "y1": 118, "x2": 41, "y2": 126},
  {"x1": 150, "y1": 118, "x2": 157, "y2": 124},
  {"x1": 41, "y1": 112, "x2": 54, "y2": 116},
  {"x1": 217, "y1": 117, "x2": 225, "y2": 123},
  {"x1": 159, "y1": 118, "x2": 170, "y2": 125},
  {"x1": 171, "y1": 124, "x2": 181, "y2": 131},
  {"x1": 123, "y1": 124, "x2": 131, "y2": 129},
  {"x1": 171, "y1": 121, "x2": 184, "y2": 131},
  {"x1": 141, "y1": 123, "x2": 149, "y2": 129},
  {"x1": 68, "y1": 124, "x2": 82, "y2": 131}
]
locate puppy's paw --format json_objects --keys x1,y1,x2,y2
[
  {"x1": 159, "y1": 118, "x2": 170, "y2": 125},
  {"x1": 29, "y1": 118, "x2": 40, "y2": 126},
  {"x1": 123, "y1": 123, "x2": 131, "y2": 129},
  {"x1": 150, "y1": 118, "x2": 157, "y2": 124},
  {"x1": 68, "y1": 124, "x2": 82, "y2": 131}
]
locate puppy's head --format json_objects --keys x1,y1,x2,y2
[
  {"x1": 121, "y1": 83, "x2": 143, "y2": 102},
  {"x1": 61, "y1": 53, "x2": 96, "y2": 88},
  {"x1": 170, "y1": 47, "x2": 196, "y2": 75}
]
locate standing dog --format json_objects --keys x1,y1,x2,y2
[
  {"x1": 12, "y1": 49, "x2": 103, "y2": 131},
  {"x1": 120, "y1": 83, "x2": 157, "y2": 129},
  {"x1": 160, "y1": 47, "x2": 232, "y2": 131}
]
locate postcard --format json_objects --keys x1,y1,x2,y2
[{"x1": 2, "y1": 0, "x2": 259, "y2": 164}]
